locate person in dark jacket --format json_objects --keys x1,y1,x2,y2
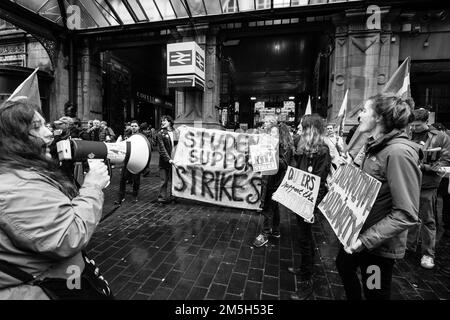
[
  {"x1": 114, "y1": 121, "x2": 141, "y2": 205},
  {"x1": 253, "y1": 122, "x2": 294, "y2": 247},
  {"x1": 289, "y1": 114, "x2": 332, "y2": 300},
  {"x1": 157, "y1": 115, "x2": 177, "y2": 203},
  {"x1": 336, "y1": 93, "x2": 421, "y2": 300},
  {"x1": 406, "y1": 109, "x2": 450, "y2": 269}
]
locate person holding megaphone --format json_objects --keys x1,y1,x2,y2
[{"x1": 0, "y1": 99, "x2": 112, "y2": 299}]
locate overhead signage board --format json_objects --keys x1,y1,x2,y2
[{"x1": 167, "y1": 41, "x2": 205, "y2": 90}]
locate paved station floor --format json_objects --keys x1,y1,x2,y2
[{"x1": 87, "y1": 161, "x2": 450, "y2": 300}]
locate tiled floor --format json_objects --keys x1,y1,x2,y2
[{"x1": 86, "y1": 163, "x2": 450, "y2": 300}]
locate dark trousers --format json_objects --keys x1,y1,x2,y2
[
  {"x1": 439, "y1": 177, "x2": 450, "y2": 230},
  {"x1": 296, "y1": 215, "x2": 315, "y2": 281},
  {"x1": 262, "y1": 189, "x2": 280, "y2": 234},
  {"x1": 118, "y1": 167, "x2": 140, "y2": 200},
  {"x1": 336, "y1": 247, "x2": 395, "y2": 300},
  {"x1": 158, "y1": 167, "x2": 172, "y2": 201}
]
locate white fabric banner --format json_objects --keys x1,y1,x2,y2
[{"x1": 172, "y1": 126, "x2": 277, "y2": 210}]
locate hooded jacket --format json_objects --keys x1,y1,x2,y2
[
  {"x1": 359, "y1": 129, "x2": 422, "y2": 259},
  {"x1": 0, "y1": 170, "x2": 104, "y2": 299}
]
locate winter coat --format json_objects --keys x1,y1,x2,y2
[
  {"x1": 0, "y1": 170, "x2": 104, "y2": 299},
  {"x1": 157, "y1": 128, "x2": 176, "y2": 169},
  {"x1": 359, "y1": 129, "x2": 421, "y2": 259}
]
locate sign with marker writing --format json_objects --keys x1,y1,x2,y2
[
  {"x1": 272, "y1": 167, "x2": 320, "y2": 223},
  {"x1": 172, "y1": 126, "x2": 279, "y2": 210},
  {"x1": 318, "y1": 164, "x2": 381, "y2": 249}
]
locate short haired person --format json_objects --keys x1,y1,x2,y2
[
  {"x1": 406, "y1": 108, "x2": 450, "y2": 269},
  {"x1": 89, "y1": 119, "x2": 101, "y2": 141},
  {"x1": 100, "y1": 121, "x2": 116, "y2": 142},
  {"x1": 336, "y1": 93, "x2": 421, "y2": 300},
  {"x1": 115, "y1": 120, "x2": 141, "y2": 204},
  {"x1": 157, "y1": 115, "x2": 177, "y2": 204},
  {"x1": 324, "y1": 123, "x2": 346, "y2": 169},
  {"x1": 0, "y1": 99, "x2": 111, "y2": 299}
]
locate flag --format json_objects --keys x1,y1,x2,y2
[
  {"x1": 6, "y1": 67, "x2": 41, "y2": 107},
  {"x1": 345, "y1": 57, "x2": 412, "y2": 163},
  {"x1": 305, "y1": 96, "x2": 312, "y2": 115},
  {"x1": 336, "y1": 89, "x2": 348, "y2": 136},
  {"x1": 381, "y1": 56, "x2": 411, "y2": 98}
]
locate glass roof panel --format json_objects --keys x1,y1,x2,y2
[
  {"x1": 127, "y1": 0, "x2": 148, "y2": 21},
  {"x1": 154, "y1": 0, "x2": 176, "y2": 20},
  {"x1": 273, "y1": 0, "x2": 291, "y2": 8},
  {"x1": 92, "y1": 0, "x2": 122, "y2": 25},
  {"x1": 309, "y1": 0, "x2": 329, "y2": 5},
  {"x1": 76, "y1": 0, "x2": 111, "y2": 27},
  {"x1": 291, "y1": 0, "x2": 310, "y2": 6},
  {"x1": 169, "y1": 0, "x2": 189, "y2": 18},
  {"x1": 13, "y1": 0, "x2": 49, "y2": 12},
  {"x1": 238, "y1": 0, "x2": 255, "y2": 12},
  {"x1": 203, "y1": 0, "x2": 222, "y2": 15},
  {"x1": 140, "y1": 0, "x2": 163, "y2": 22},
  {"x1": 65, "y1": 0, "x2": 99, "y2": 29},
  {"x1": 255, "y1": 0, "x2": 271, "y2": 10},
  {"x1": 107, "y1": 0, "x2": 135, "y2": 24},
  {"x1": 36, "y1": 0, "x2": 62, "y2": 23},
  {"x1": 186, "y1": 0, "x2": 206, "y2": 17},
  {"x1": 222, "y1": 0, "x2": 238, "y2": 13}
]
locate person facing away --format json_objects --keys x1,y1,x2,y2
[
  {"x1": 0, "y1": 99, "x2": 111, "y2": 299},
  {"x1": 406, "y1": 108, "x2": 450, "y2": 269},
  {"x1": 288, "y1": 114, "x2": 332, "y2": 300},
  {"x1": 335, "y1": 93, "x2": 421, "y2": 300},
  {"x1": 157, "y1": 115, "x2": 177, "y2": 204},
  {"x1": 253, "y1": 122, "x2": 294, "y2": 248},
  {"x1": 115, "y1": 120, "x2": 141, "y2": 205}
]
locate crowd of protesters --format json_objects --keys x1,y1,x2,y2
[{"x1": 2, "y1": 91, "x2": 450, "y2": 301}]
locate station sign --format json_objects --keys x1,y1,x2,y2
[{"x1": 167, "y1": 41, "x2": 205, "y2": 90}]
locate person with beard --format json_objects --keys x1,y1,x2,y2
[
  {"x1": 115, "y1": 120, "x2": 142, "y2": 205},
  {"x1": 336, "y1": 93, "x2": 421, "y2": 300},
  {"x1": 0, "y1": 99, "x2": 112, "y2": 299}
]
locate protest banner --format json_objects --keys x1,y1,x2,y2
[
  {"x1": 172, "y1": 126, "x2": 277, "y2": 210},
  {"x1": 272, "y1": 166, "x2": 320, "y2": 223},
  {"x1": 318, "y1": 164, "x2": 381, "y2": 249}
]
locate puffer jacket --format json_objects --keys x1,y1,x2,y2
[
  {"x1": 359, "y1": 129, "x2": 422, "y2": 259},
  {"x1": 0, "y1": 169, "x2": 104, "y2": 299}
]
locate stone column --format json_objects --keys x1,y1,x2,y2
[
  {"x1": 172, "y1": 24, "x2": 222, "y2": 129},
  {"x1": 329, "y1": 7, "x2": 400, "y2": 124}
]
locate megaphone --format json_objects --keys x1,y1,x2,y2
[{"x1": 56, "y1": 133, "x2": 151, "y2": 174}]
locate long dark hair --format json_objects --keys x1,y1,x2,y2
[
  {"x1": 297, "y1": 114, "x2": 326, "y2": 153},
  {"x1": 0, "y1": 100, "x2": 77, "y2": 198}
]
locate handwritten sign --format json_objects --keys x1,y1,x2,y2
[
  {"x1": 318, "y1": 164, "x2": 381, "y2": 249},
  {"x1": 272, "y1": 166, "x2": 320, "y2": 223},
  {"x1": 249, "y1": 145, "x2": 277, "y2": 173},
  {"x1": 172, "y1": 127, "x2": 277, "y2": 210}
]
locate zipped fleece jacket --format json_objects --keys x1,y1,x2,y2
[{"x1": 359, "y1": 129, "x2": 422, "y2": 259}]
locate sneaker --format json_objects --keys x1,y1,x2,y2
[
  {"x1": 421, "y1": 255, "x2": 435, "y2": 269},
  {"x1": 290, "y1": 280, "x2": 313, "y2": 300},
  {"x1": 114, "y1": 198, "x2": 125, "y2": 206},
  {"x1": 253, "y1": 233, "x2": 268, "y2": 247},
  {"x1": 271, "y1": 230, "x2": 280, "y2": 238}
]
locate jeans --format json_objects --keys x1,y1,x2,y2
[
  {"x1": 336, "y1": 247, "x2": 395, "y2": 300},
  {"x1": 296, "y1": 215, "x2": 315, "y2": 281},
  {"x1": 407, "y1": 188, "x2": 437, "y2": 258},
  {"x1": 118, "y1": 167, "x2": 140, "y2": 200},
  {"x1": 158, "y1": 167, "x2": 172, "y2": 201},
  {"x1": 262, "y1": 189, "x2": 280, "y2": 234}
]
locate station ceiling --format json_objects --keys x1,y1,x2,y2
[{"x1": 7, "y1": 0, "x2": 363, "y2": 31}]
